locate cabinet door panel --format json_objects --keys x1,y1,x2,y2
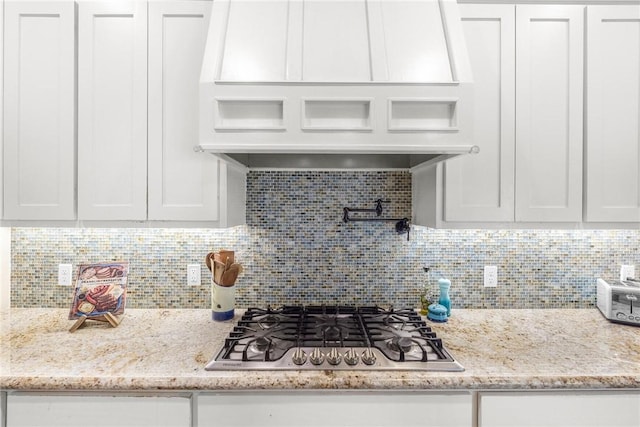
[
  {"x1": 77, "y1": 0, "x2": 147, "y2": 220},
  {"x1": 515, "y1": 5, "x2": 583, "y2": 222},
  {"x1": 586, "y1": 6, "x2": 640, "y2": 222},
  {"x1": 148, "y1": 1, "x2": 221, "y2": 221},
  {"x1": 198, "y1": 392, "x2": 472, "y2": 427},
  {"x1": 7, "y1": 394, "x2": 190, "y2": 427},
  {"x1": 3, "y1": 1, "x2": 75, "y2": 220},
  {"x1": 480, "y1": 391, "x2": 640, "y2": 427},
  {"x1": 444, "y1": 4, "x2": 515, "y2": 222},
  {"x1": 0, "y1": 392, "x2": 5, "y2": 427}
]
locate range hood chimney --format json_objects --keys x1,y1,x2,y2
[{"x1": 199, "y1": 0, "x2": 476, "y2": 170}]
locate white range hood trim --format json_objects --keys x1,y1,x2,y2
[
  {"x1": 199, "y1": 0, "x2": 475, "y2": 170},
  {"x1": 198, "y1": 143, "x2": 478, "y2": 155},
  {"x1": 198, "y1": 145, "x2": 479, "y2": 172}
]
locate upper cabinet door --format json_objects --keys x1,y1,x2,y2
[
  {"x1": 3, "y1": 1, "x2": 75, "y2": 220},
  {"x1": 515, "y1": 5, "x2": 584, "y2": 222},
  {"x1": 585, "y1": 6, "x2": 640, "y2": 222},
  {"x1": 148, "y1": 0, "x2": 221, "y2": 221},
  {"x1": 444, "y1": 4, "x2": 515, "y2": 222},
  {"x1": 77, "y1": 0, "x2": 147, "y2": 220}
]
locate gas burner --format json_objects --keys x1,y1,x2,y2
[
  {"x1": 387, "y1": 336, "x2": 414, "y2": 353},
  {"x1": 244, "y1": 336, "x2": 295, "y2": 361},
  {"x1": 309, "y1": 313, "x2": 359, "y2": 343},
  {"x1": 382, "y1": 328, "x2": 417, "y2": 352},
  {"x1": 383, "y1": 315, "x2": 407, "y2": 329},
  {"x1": 257, "y1": 314, "x2": 280, "y2": 329},
  {"x1": 324, "y1": 325, "x2": 341, "y2": 341},
  {"x1": 250, "y1": 337, "x2": 271, "y2": 352}
]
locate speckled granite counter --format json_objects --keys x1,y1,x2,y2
[{"x1": 1, "y1": 308, "x2": 639, "y2": 391}]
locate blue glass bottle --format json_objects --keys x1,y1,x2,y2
[{"x1": 438, "y1": 278, "x2": 451, "y2": 317}]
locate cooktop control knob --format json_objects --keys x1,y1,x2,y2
[
  {"x1": 309, "y1": 348, "x2": 325, "y2": 365},
  {"x1": 344, "y1": 348, "x2": 359, "y2": 366},
  {"x1": 326, "y1": 348, "x2": 342, "y2": 365},
  {"x1": 361, "y1": 348, "x2": 377, "y2": 365},
  {"x1": 292, "y1": 348, "x2": 307, "y2": 365}
]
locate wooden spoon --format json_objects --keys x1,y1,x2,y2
[
  {"x1": 205, "y1": 252, "x2": 215, "y2": 272},
  {"x1": 223, "y1": 257, "x2": 232, "y2": 274},
  {"x1": 213, "y1": 261, "x2": 225, "y2": 284},
  {"x1": 220, "y1": 263, "x2": 241, "y2": 286}
]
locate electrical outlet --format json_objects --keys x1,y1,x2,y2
[
  {"x1": 621, "y1": 265, "x2": 636, "y2": 281},
  {"x1": 484, "y1": 265, "x2": 498, "y2": 288},
  {"x1": 58, "y1": 264, "x2": 73, "y2": 286},
  {"x1": 187, "y1": 264, "x2": 201, "y2": 286}
]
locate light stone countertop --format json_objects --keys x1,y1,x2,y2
[{"x1": 1, "y1": 308, "x2": 639, "y2": 392}]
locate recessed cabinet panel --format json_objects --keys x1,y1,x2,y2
[
  {"x1": 215, "y1": 99, "x2": 285, "y2": 130},
  {"x1": 7, "y1": 394, "x2": 191, "y2": 427},
  {"x1": 3, "y1": 1, "x2": 75, "y2": 220},
  {"x1": 479, "y1": 392, "x2": 640, "y2": 427},
  {"x1": 444, "y1": 5, "x2": 515, "y2": 222},
  {"x1": 389, "y1": 100, "x2": 457, "y2": 131},
  {"x1": 198, "y1": 392, "x2": 473, "y2": 427},
  {"x1": 586, "y1": 6, "x2": 640, "y2": 222},
  {"x1": 303, "y1": 100, "x2": 372, "y2": 130},
  {"x1": 148, "y1": 1, "x2": 220, "y2": 221},
  {"x1": 302, "y1": 0, "x2": 371, "y2": 81},
  {"x1": 515, "y1": 5, "x2": 583, "y2": 222},
  {"x1": 77, "y1": 0, "x2": 147, "y2": 220}
]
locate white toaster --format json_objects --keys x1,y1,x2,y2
[{"x1": 597, "y1": 278, "x2": 640, "y2": 326}]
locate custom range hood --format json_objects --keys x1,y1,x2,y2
[{"x1": 199, "y1": 0, "x2": 476, "y2": 170}]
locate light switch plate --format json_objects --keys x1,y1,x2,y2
[
  {"x1": 58, "y1": 264, "x2": 73, "y2": 286},
  {"x1": 187, "y1": 264, "x2": 201, "y2": 286},
  {"x1": 484, "y1": 266, "x2": 498, "y2": 288}
]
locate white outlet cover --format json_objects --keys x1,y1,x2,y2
[
  {"x1": 187, "y1": 264, "x2": 201, "y2": 286},
  {"x1": 484, "y1": 265, "x2": 498, "y2": 288},
  {"x1": 621, "y1": 265, "x2": 635, "y2": 281},
  {"x1": 58, "y1": 264, "x2": 73, "y2": 286}
]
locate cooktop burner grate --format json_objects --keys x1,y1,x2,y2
[{"x1": 205, "y1": 305, "x2": 464, "y2": 371}]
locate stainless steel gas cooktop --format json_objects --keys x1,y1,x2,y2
[{"x1": 205, "y1": 306, "x2": 464, "y2": 371}]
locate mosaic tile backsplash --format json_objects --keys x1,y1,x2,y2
[{"x1": 10, "y1": 171, "x2": 640, "y2": 309}]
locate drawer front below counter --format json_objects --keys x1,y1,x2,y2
[
  {"x1": 5, "y1": 393, "x2": 191, "y2": 427},
  {"x1": 197, "y1": 391, "x2": 473, "y2": 427},
  {"x1": 479, "y1": 391, "x2": 640, "y2": 427}
]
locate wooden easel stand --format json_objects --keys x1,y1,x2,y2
[{"x1": 69, "y1": 312, "x2": 121, "y2": 333}]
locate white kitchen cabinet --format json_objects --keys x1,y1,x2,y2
[
  {"x1": 443, "y1": 4, "x2": 515, "y2": 222},
  {"x1": 3, "y1": 0, "x2": 75, "y2": 220},
  {"x1": 198, "y1": 392, "x2": 473, "y2": 427},
  {"x1": 514, "y1": 5, "x2": 584, "y2": 222},
  {"x1": 148, "y1": 0, "x2": 224, "y2": 222},
  {"x1": 435, "y1": 4, "x2": 583, "y2": 225},
  {"x1": 0, "y1": 0, "x2": 3, "y2": 222},
  {"x1": 2, "y1": 0, "x2": 244, "y2": 225},
  {"x1": 1, "y1": 392, "x2": 5, "y2": 427},
  {"x1": 585, "y1": 5, "x2": 640, "y2": 222},
  {"x1": 6, "y1": 393, "x2": 190, "y2": 427},
  {"x1": 77, "y1": 0, "x2": 148, "y2": 221},
  {"x1": 479, "y1": 391, "x2": 640, "y2": 427}
]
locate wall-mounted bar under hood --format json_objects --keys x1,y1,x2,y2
[{"x1": 199, "y1": 0, "x2": 476, "y2": 170}]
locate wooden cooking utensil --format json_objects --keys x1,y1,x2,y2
[
  {"x1": 213, "y1": 260, "x2": 225, "y2": 285},
  {"x1": 220, "y1": 263, "x2": 241, "y2": 286},
  {"x1": 205, "y1": 252, "x2": 215, "y2": 272},
  {"x1": 214, "y1": 250, "x2": 234, "y2": 265}
]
